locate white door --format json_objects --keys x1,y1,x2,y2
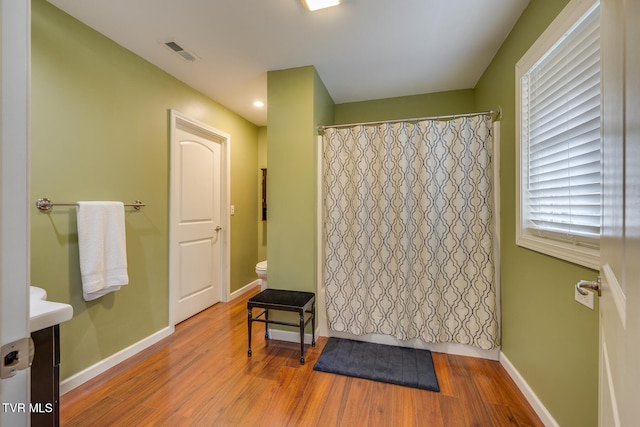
[
  {"x1": 170, "y1": 112, "x2": 228, "y2": 324},
  {"x1": 598, "y1": 0, "x2": 640, "y2": 425},
  {"x1": 0, "y1": 0, "x2": 31, "y2": 425}
]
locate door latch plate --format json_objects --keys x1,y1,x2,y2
[{"x1": 1, "y1": 337, "x2": 33, "y2": 379}]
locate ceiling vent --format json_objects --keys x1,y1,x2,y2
[{"x1": 163, "y1": 40, "x2": 199, "y2": 62}]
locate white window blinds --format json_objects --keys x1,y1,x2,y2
[{"x1": 521, "y1": 3, "x2": 601, "y2": 248}]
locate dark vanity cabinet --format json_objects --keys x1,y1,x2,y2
[{"x1": 30, "y1": 325, "x2": 60, "y2": 427}]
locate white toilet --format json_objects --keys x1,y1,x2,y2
[{"x1": 255, "y1": 260, "x2": 267, "y2": 290}]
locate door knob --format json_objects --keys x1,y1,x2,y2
[
  {"x1": 215, "y1": 226, "x2": 222, "y2": 232},
  {"x1": 576, "y1": 276, "x2": 601, "y2": 297}
]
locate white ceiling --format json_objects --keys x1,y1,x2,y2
[{"x1": 47, "y1": 0, "x2": 529, "y2": 126}]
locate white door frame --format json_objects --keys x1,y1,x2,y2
[
  {"x1": 0, "y1": 0, "x2": 31, "y2": 425},
  {"x1": 168, "y1": 110, "x2": 230, "y2": 326}
]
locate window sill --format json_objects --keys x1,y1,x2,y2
[{"x1": 516, "y1": 233, "x2": 600, "y2": 270}]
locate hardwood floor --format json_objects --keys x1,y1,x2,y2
[{"x1": 60, "y1": 289, "x2": 543, "y2": 426}]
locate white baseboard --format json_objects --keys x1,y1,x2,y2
[
  {"x1": 59, "y1": 326, "x2": 174, "y2": 395},
  {"x1": 229, "y1": 280, "x2": 261, "y2": 301},
  {"x1": 267, "y1": 327, "x2": 318, "y2": 345},
  {"x1": 499, "y1": 351, "x2": 559, "y2": 427},
  {"x1": 61, "y1": 280, "x2": 261, "y2": 395}
]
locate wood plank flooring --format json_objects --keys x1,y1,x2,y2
[{"x1": 60, "y1": 288, "x2": 543, "y2": 426}]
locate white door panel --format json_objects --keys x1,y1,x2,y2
[
  {"x1": 180, "y1": 141, "x2": 215, "y2": 221},
  {"x1": 179, "y1": 239, "x2": 214, "y2": 298},
  {"x1": 599, "y1": 0, "x2": 640, "y2": 425},
  {"x1": 170, "y1": 113, "x2": 228, "y2": 325},
  {"x1": 0, "y1": 1, "x2": 31, "y2": 425}
]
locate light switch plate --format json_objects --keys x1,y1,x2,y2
[{"x1": 575, "y1": 286, "x2": 595, "y2": 310}]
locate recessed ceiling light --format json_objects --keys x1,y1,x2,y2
[
  {"x1": 253, "y1": 101, "x2": 265, "y2": 108},
  {"x1": 301, "y1": 0, "x2": 340, "y2": 11}
]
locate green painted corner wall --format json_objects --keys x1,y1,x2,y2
[
  {"x1": 266, "y1": 66, "x2": 334, "y2": 295},
  {"x1": 474, "y1": 1, "x2": 599, "y2": 426},
  {"x1": 31, "y1": 0, "x2": 259, "y2": 380}
]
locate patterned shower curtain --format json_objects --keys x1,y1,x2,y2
[{"x1": 322, "y1": 115, "x2": 499, "y2": 350}]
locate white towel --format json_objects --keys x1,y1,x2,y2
[{"x1": 76, "y1": 201, "x2": 129, "y2": 301}]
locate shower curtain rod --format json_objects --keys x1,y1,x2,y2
[{"x1": 318, "y1": 107, "x2": 501, "y2": 134}]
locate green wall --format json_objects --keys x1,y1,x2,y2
[
  {"x1": 31, "y1": 0, "x2": 260, "y2": 380},
  {"x1": 266, "y1": 66, "x2": 334, "y2": 294},
  {"x1": 335, "y1": 89, "x2": 476, "y2": 124},
  {"x1": 474, "y1": 1, "x2": 599, "y2": 426}
]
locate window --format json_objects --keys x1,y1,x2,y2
[{"x1": 516, "y1": 0, "x2": 601, "y2": 269}]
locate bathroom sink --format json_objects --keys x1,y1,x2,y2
[{"x1": 29, "y1": 286, "x2": 73, "y2": 332}]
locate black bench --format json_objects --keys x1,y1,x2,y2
[{"x1": 247, "y1": 289, "x2": 316, "y2": 364}]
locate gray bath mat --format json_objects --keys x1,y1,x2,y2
[{"x1": 313, "y1": 337, "x2": 440, "y2": 391}]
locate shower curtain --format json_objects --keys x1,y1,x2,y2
[{"x1": 322, "y1": 114, "x2": 499, "y2": 350}]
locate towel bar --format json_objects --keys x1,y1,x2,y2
[{"x1": 35, "y1": 198, "x2": 146, "y2": 212}]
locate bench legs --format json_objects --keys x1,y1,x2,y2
[
  {"x1": 247, "y1": 304, "x2": 315, "y2": 364},
  {"x1": 311, "y1": 303, "x2": 316, "y2": 347},
  {"x1": 247, "y1": 308, "x2": 252, "y2": 357},
  {"x1": 299, "y1": 306, "x2": 318, "y2": 364},
  {"x1": 299, "y1": 313, "x2": 305, "y2": 364}
]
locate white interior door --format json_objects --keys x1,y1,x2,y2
[
  {"x1": 170, "y1": 112, "x2": 228, "y2": 325},
  {"x1": 0, "y1": 0, "x2": 31, "y2": 425},
  {"x1": 598, "y1": 0, "x2": 640, "y2": 425}
]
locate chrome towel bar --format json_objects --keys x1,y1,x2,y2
[{"x1": 35, "y1": 198, "x2": 146, "y2": 212}]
